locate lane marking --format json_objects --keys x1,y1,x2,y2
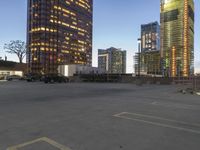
[
  {"x1": 7, "y1": 137, "x2": 72, "y2": 150},
  {"x1": 114, "y1": 112, "x2": 200, "y2": 135},
  {"x1": 115, "y1": 112, "x2": 200, "y2": 127}
]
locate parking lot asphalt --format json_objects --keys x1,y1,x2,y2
[{"x1": 0, "y1": 81, "x2": 200, "y2": 150}]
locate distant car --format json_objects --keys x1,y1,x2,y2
[
  {"x1": 26, "y1": 73, "x2": 42, "y2": 82},
  {"x1": 44, "y1": 74, "x2": 69, "y2": 83},
  {"x1": 6, "y1": 75, "x2": 22, "y2": 81},
  {"x1": 0, "y1": 76, "x2": 4, "y2": 80}
]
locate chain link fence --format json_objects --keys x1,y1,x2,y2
[{"x1": 173, "y1": 76, "x2": 200, "y2": 93}]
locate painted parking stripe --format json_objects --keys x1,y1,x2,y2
[
  {"x1": 114, "y1": 112, "x2": 200, "y2": 135},
  {"x1": 7, "y1": 137, "x2": 72, "y2": 150}
]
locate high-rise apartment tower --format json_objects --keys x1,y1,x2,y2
[
  {"x1": 98, "y1": 47, "x2": 126, "y2": 74},
  {"x1": 160, "y1": 0, "x2": 194, "y2": 77},
  {"x1": 141, "y1": 21, "x2": 160, "y2": 52},
  {"x1": 27, "y1": 0, "x2": 93, "y2": 74}
]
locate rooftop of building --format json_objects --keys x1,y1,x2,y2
[
  {"x1": 0, "y1": 60, "x2": 26, "y2": 72},
  {"x1": 98, "y1": 47, "x2": 126, "y2": 52},
  {"x1": 141, "y1": 21, "x2": 159, "y2": 27}
]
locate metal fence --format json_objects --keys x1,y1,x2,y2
[
  {"x1": 173, "y1": 77, "x2": 200, "y2": 91},
  {"x1": 192, "y1": 77, "x2": 200, "y2": 91},
  {"x1": 74, "y1": 74, "x2": 200, "y2": 91}
]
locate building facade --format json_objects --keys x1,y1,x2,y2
[
  {"x1": 141, "y1": 22, "x2": 160, "y2": 52},
  {"x1": 98, "y1": 47, "x2": 126, "y2": 74},
  {"x1": 0, "y1": 61, "x2": 27, "y2": 79},
  {"x1": 140, "y1": 51, "x2": 161, "y2": 75},
  {"x1": 58, "y1": 64, "x2": 105, "y2": 77},
  {"x1": 27, "y1": 0, "x2": 93, "y2": 74},
  {"x1": 160, "y1": 0, "x2": 194, "y2": 77},
  {"x1": 135, "y1": 22, "x2": 161, "y2": 76},
  {"x1": 135, "y1": 50, "x2": 161, "y2": 76}
]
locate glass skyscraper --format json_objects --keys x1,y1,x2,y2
[
  {"x1": 141, "y1": 21, "x2": 160, "y2": 52},
  {"x1": 139, "y1": 22, "x2": 161, "y2": 76},
  {"x1": 160, "y1": 0, "x2": 194, "y2": 77},
  {"x1": 27, "y1": 0, "x2": 93, "y2": 74}
]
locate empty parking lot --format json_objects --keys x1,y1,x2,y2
[{"x1": 0, "y1": 81, "x2": 200, "y2": 150}]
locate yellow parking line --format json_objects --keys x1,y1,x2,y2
[{"x1": 7, "y1": 137, "x2": 72, "y2": 150}]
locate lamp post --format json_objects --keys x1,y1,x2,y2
[{"x1": 137, "y1": 38, "x2": 141, "y2": 77}]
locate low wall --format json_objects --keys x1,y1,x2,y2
[{"x1": 74, "y1": 74, "x2": 175, "y2": 85}]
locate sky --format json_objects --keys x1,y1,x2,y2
[{"x1": 0, "y1": 0, "x2": 199, "y2": 73}]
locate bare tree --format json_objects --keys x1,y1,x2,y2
[{"x1": 4, "y1": 40, "x2": 26, "y2": 63}]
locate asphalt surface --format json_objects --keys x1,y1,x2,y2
[{"x1": 0, "y1": 81, "x2": 200, "y2": 150}]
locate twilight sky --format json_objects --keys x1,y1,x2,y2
[{"x1": 0, "y1": 0, "x2": 199, "y2": 73}]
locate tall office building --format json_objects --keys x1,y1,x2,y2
[
  {"x1": 98, "y1": 47, "x2": 126, "y2": 74},
  {"x1": 141, "y1": 22, "x2": 160, "y2": 52},
  {"x1": 27, "y1": 0, "x2": 93, "y2": 74},
  {"x1": 160, "y1": 0, "x2": 194, "y2": 77},
  {"x1": 135, "y1": 22, "x2": 161, "y2": 76}
]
